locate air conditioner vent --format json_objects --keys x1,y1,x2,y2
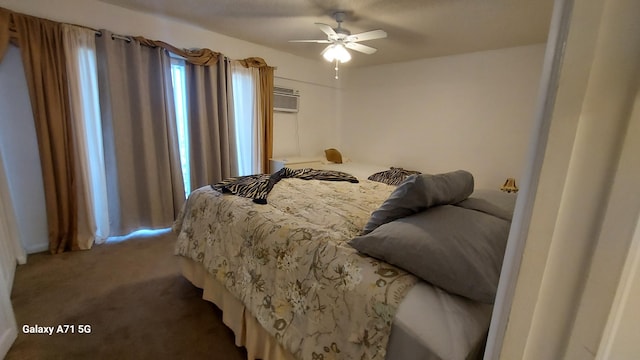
[{"x1": 274, "y1": 86, "x2": 299, "y2": 113}]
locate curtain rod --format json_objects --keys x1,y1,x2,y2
[
  {"x1": 91, "y1": 29, "x2": 276, "y2": 69},
  {"x1": 95, "y1": 30, "x2": 131, "y2": 43}
]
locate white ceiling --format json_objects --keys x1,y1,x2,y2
[{"x1": 99, "y1": 0, "x2": 555, "y2": 67}]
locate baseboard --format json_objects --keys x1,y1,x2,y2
[{"x1": 25, "y1": 242, "x2": 49, "y2": 255}]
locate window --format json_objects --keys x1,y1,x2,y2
[
  {"x1": 231, "y1": 67, "x2": 258, "y2": 176},
  {"x1": 68, "y1": 44, "x2": 261, "y2": 240},
  {"x1": 170, "y1": 58, "x2": 191, "y2": 196},
  {"x1": 169, "y1": 59, "x2": 259, "y2": 190}
]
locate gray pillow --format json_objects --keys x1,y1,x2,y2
[
  {"x1": 361, "y1": 170, "x2": 474, "y2": 234},
  {"x1": 456, "y1": 189, "x2": 517, "y2": 221},
  {"x1": 349, "y1": 205, "x2": 511, "y2": 303}
]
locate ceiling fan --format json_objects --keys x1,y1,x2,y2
[{"x1": 289, "y1": 12, "x2": 387, "y2": 78}]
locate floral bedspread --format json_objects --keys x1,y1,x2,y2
[{"x1": 174, "y1": 178, "x2": 418, "y2": 360}]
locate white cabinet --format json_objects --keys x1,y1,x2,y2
[{"x1": 270, "y1": 157, "x2": 323, "y2": 173}]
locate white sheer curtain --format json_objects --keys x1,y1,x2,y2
[
  {"x1": 231, "y1": 63, "x2": 262, "y2": 176},
  {"x1": 62, "y1": 24, "x2": 109, "y2": 248}
]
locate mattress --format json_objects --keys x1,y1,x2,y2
[{"x1": 388, "y1": 281, "x2": 492, "y2": 360}]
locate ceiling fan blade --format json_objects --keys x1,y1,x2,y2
[
  {"x1": 345, "y1": 42, "x2": 377, "y2": 55},
  {"x1": 315, "y1": 23, "x2": 337, "y2": 37},
  {"x1": 288, "y1": 40, "x2": 332, "y2": 43},
  {"x1": 346, "y1": 29, "x2": 387, "y2": 42}
]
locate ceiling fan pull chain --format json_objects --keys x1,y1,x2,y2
[{"x1": 335, "y1": 59, "x2": 340, "y2": 79}]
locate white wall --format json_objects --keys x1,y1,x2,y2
[
  {"x1": 341, "y1": 44, "x2": 545, "y2": 189},
  {"x1": 579, "y1": 83, "x2": 640, "y2": 360},
  {"x1": 0, "y1": 46, "x2": 48, "y2": 254},
  {"x1": 273, "y1": 77, "x2": 342, "y2": 158},
  {"x1": 597, "y1": 209, "x2": 640, "y2": 359}
]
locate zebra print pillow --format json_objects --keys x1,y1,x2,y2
[{"x1": 367, "y1": 167, "x2": 422, "y2": 186}]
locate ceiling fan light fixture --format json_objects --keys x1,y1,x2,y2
[
  {"x1": 322, "y1": 44, "x2": 351, "y2": 63},
  {"x1": 290, "y1": 13, "x2": 386, "y2": 78}
]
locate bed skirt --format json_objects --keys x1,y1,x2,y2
[
  {"x1": 180, "y1": 256, "x2": 493, "y2": 360},
  {"x1": 180, "y1": 257, "x2": 295, "y2": 360}
]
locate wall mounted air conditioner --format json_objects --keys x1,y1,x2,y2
[{"x1": 274, "y1": 86, "x2": 300, "y2": 113}]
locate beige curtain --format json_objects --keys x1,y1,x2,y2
[
  {"x1": 185, "y1": 57, "x2": 238, "y2": 188},
  {"x1": 13, "y1": 13, "x2": 78, "y2": 253},
  {"x1": 0, "y1": 8, "x2": 10, "y2": 61},
  {"x1": 259, "y1": 66, "x2": 274, "y2": 174},
  {"x1": 96, "y1": 30, "x2": 185, "y2": 236},
  {"x1": 238, "y1": 57, "x2": 274, "y2": 174},
  {"x1": 135, "y1": 36, "x2": 220, "y2": 66}
]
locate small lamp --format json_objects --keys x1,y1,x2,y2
[{"x1": 501, "y1": 178, "x2": 519, "y2": 193}]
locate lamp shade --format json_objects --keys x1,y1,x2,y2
[
  {"x1": 322, "y1": 44, "x2": 351, "y2": 63},
  {"x1": 500, "y1": 178, "x2": 519, "y2": 193}
]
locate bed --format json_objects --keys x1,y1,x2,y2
[{"x1": 173, "y1": 163, "x2": 515, "y2": 360}]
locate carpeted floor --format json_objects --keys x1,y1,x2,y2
[{"x1": 6, "y1": 230, "x2": 248, "y2": 360}]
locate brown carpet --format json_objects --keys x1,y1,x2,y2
[{"x1": 6, "y1": 230, "x2": 248, "y2": 360}]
